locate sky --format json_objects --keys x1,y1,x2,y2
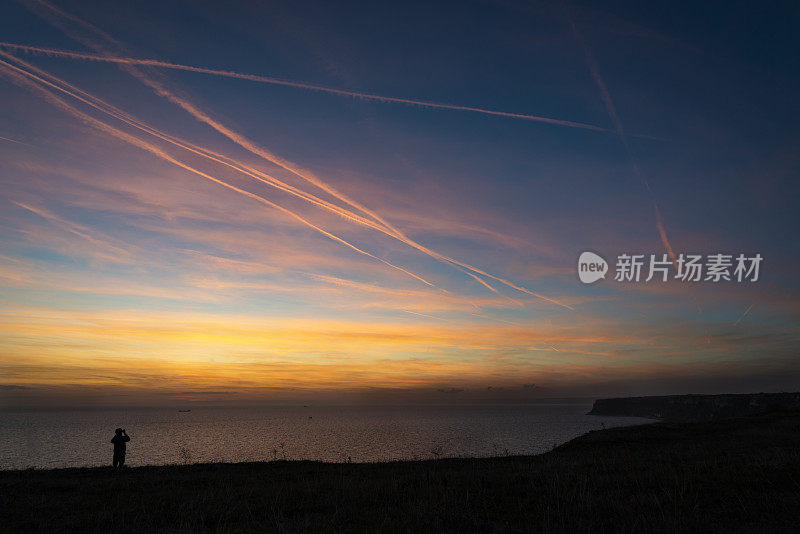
[{"x1": 0, "y1": 0, "x2": 798, "y2": 406}]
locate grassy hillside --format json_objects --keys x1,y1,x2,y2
[{"x1": 2, "y1": 410, "x2": 799, "y2": 533}]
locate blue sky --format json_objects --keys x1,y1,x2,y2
[{"x1": 0, "y1": 0, "x2": 798, "y2": 405}]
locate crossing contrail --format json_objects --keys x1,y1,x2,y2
[
  {"x1": 0, "y1": 41, "x2": 610, "y2": 133},
  {"x1": 1, "y1": 54, "x2": 393, "y2": 235},
  {"x1": 15, "y1": 0, "x2": 538, "y2": 235},
  {"x1": 6, "y1": 1, "x2": 577, "y2": 309},
  {"x1": 0, "y1": 55, "x2": 439, "y2": 289},
  {"x1": 563, "y1": 4, "x2": 678, "y2": 266},
  {"x1": 20, "y1": 0, "x2": 397, "y2": 232},
  {"x1": 1, "y1": 52, "x2": 575, "y2": 309},
  {"x1": 0, "y1": 47, "x2": 575, "y2": 309}
]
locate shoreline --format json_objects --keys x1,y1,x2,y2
[
  {"x1": 0, "y1": 404, "x2": 652, "y2": 471},
  {"x1": 3, "y1": 409, "x2": 799, "y2": 531}
]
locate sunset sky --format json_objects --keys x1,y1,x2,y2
[{"x1": 1, "y1": 0, "x2": 798, "y2": 406}]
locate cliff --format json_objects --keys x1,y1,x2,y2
[
  {"x1": 588, "y1": 392, "x2": 800, "y2": 421},
  {"x1": 3, "y1": 410, "x2": 800, "y2": 532}
]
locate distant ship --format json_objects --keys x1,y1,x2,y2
[{"x1": 178, "y1": 409, "x2": 191, "y2": 412}]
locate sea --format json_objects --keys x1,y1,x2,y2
[{"x1": 0, "y1": 403, "x2": 651, "y2": 470}]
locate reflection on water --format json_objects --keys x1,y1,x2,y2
[{"x1": 0, "y1": 403, "x2": 651, "y2": 469}]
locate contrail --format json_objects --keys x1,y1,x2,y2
[
  {"x1": 12, "y1": 200, "x2": 130, "y2": 257},
  {"x1": 403, "y1": 310, "x2": 444, "y2": 320},
  {"x1": 119, "y1": 76, "x2": 407, "y2": 236},
  {"x1": 443, "y1": 255, "x2": 573, "y2": 309},
  {"x1": 123, "y1": 74, "x2": 563, "y2": 303},
  {"x1": 0, "y1": 135, "x2": 28, "y2": 145},
  {"x1": 469, "y1": 312, "x2": 521, "y2": 326},
  {"x1": 459, "y1": 268, "x2": 524, "y2": 307},
  {"x1": 563, "y1": 5, "x2": 678, "y2": 265},
  {"x1": 6, "y1": 3, "x2": 510, "y2": 296},
  {"x1": 1, "y1": 51, "x2": 574, "y2": 311},
  {"x1": 4, "y1": 49, "x2": 559, "y2": 306},
  {"x1": 1, "y1": 52, "x2": 393, "y2": 235},
  {"x1": 8, "y1": 2, "x2": 411, "y2": 236},
  {"x1": 7, "y1": 2, "x2": 576, "y2": 309},
  {"x1": 4, "y1": 52, "x2": 503, "y2": 301},
  {"x1": 19, "y1": 0, "x2": 397, "y2": 231},
  {"x1": 0, "y1": 56, "x2": 438, "y2": 289},
  {"x1": 0, "y1": 41, "x2": 611, "y2": 133},
  {"x1": 733, "y1": 304, "x2": 753, "y2": 326}
]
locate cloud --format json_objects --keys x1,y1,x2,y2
[
  {"x1": 0, "y1": 52, "x2": 448, "y2": 290},
  {"x1": 5, "y1": 2, "x2": 575, "y2": 309}
]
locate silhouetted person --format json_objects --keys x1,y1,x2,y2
[{"x1": 111, "y1": 428, "x2": 130, "y2": 468}]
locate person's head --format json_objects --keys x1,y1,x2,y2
[{"x1": 115, "y1": 428, "x2": 123, "y2": 435}]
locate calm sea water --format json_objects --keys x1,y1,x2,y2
[{"x1": 0, "y1": 403, "x2": 651, "y2": 469}]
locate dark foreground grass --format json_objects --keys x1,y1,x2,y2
[{"x1": 2, "y1": 411, "x2": 800, "y2": 533}]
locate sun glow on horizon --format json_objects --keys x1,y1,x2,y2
[{"x1": 0, "y1": 0, "x2": 798, "y2": 406}]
